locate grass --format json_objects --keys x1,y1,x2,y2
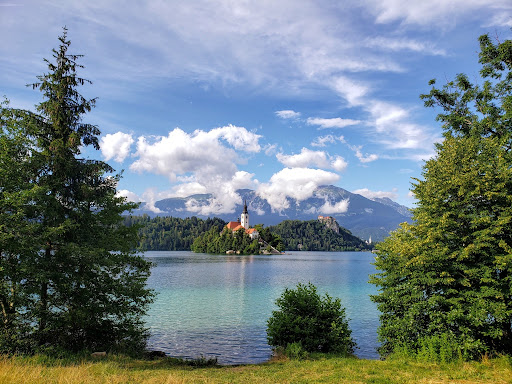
[{"x1": 1, "y1": 353, "x2": 512, "y2": 384}]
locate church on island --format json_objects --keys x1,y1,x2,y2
[{"x1": 225, "y1": 200, "x2": 259, "y2": 240}]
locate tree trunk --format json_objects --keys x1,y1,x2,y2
[{"x1": 38, "y1": 246, "x2": 51, "y2": 344}]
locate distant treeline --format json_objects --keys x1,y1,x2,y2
[
  {"x1": 268, "y1": 220, "x2": 370, "y2": 251},
  {"x1": 126, "y1": 215, "x2": 370, "y2": 252},
  {"x1": 124, "y1": 215, "x2": 226, "y2": 251}
]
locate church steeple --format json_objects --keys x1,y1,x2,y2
[{"x1": 241, "y1": 200, "x2": 249, "y2": 229}]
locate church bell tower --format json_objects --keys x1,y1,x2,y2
[{"x1": 241, "y1": 200, "x2": 249, "y2": 229}]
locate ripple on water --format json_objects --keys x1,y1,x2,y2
[{"x1": 145, "y1": 251, "x2": 380, "y2": 365}]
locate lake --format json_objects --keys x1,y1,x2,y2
[{"x1": 144, "y1": 251, "x2": 380, "y2": 365}]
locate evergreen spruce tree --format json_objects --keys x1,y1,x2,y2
[
  {"x1": 370, "y1": 34, "x2": 512, "y2": 360},
  {"x1": 0, "y1": 29, "x2": 153, "y2": 354},
  {"x1": 0, "y1": 102, "x2": 43, "y2": 352}
]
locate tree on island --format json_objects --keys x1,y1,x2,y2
[
  {"x1": 125, "y1": 215, "x2": 227, "y2": 251},
  {"x1": 190, "y1": 223, "x2": 284, "y2": 255},
  {"x1": 371, "y1": 33, "x2": 512, "y2": 360},
  {"x1": 268, "y1": 220, "x2": 369, "y2": 251},
  {"x1": 191, "y1": 226, "x2": 261, "y2": 254},
  {"x1": 0, "y1": 29, "x2": 153, "y2": 355}
]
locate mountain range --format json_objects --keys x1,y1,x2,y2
[{"x1": 132, "y1": 185, "x2": 413, "y2": 242}]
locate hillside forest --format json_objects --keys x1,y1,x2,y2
[
  {"x1": 127, "y1": 215, "x2": 370, "y2": 253},
  {"x1": 125, "y1": 216, "x2": 227, "y2": 251}
]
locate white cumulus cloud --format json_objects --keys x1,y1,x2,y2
[
  {"x1": 276, "y1": 148, "x2": 348, "y2": 172},
  {"x1": 116, "y1": 189, "x2": 141, "y2": 203},
  {"x1": 353, "y1": 188, "x2": 398, "y2": 200},
  {"x1": 100, "y1": 132, "x2": 134, "y2": 163},
  {"x1": 330, "y1": 157, "x2": 349, "y2": 171},
  {"x1": 130, "y1": 126, "x2": 260, "y2": 179},
  {"x1": 351, "y1": 145, "x2": 379, "y2": 163},
  {"x1": 257, "y1": 167, "x2": 340, "y2": 212},
  {"x1": 318, "y1": 198, "x2": 350, "y2": 214},
  {"x1": 139, "y1": 188, "x2": 176, "y2": 214},
  {"x1": 183, "y1": 171, "x2": 256, "y2": 215},
  {"x1": 170, "y1": 182, "x2": 208, "y2": 197},
  {"x1": 208, "y1": 125, "x2": 261, "y2": 153},
  {"x1": 129, "y1": 125, "x2": 261, "y2": 214}
]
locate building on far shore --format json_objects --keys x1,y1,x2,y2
[{"x1": 226, "y1": 200, "x2": 259, "y2": 239}]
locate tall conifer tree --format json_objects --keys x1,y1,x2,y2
[{"x1": 0, "y1": 29, "x2": 154, "y2": 354}]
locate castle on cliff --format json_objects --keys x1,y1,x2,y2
[{"x1": 317, "y1": 215, "x2": 340, "y2": 234}]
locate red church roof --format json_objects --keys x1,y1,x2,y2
[{"x1": 226, "y1": 221, "x2": 241, "y2": 230}]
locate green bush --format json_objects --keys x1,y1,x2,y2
[
  {"x1": 390, "y1": 333, "x2": 465, "y2": 363},
  {"x1": 267, "y1": 282, "x2": 355, "y2": 355},
  {"x1": 284, "y1": 342, "x2": 308, "y2": 360}
]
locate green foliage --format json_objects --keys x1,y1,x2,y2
[
  {"x1": 269, "y1": 220, "x2": 369, "y2": 251},
  {"x1": 371, "y1": 33, "x2": 512, "y2": 360},
  {"x1": 128, "y1": 216, "x2": 364, "y2": 254},
  {"x1": 0, "y1": 101, "x2": 42, "y2": 353},
  {"x1": 254, "y1": 224, "x2": 285, "y2": 252},
  {"x1": 390, "y1": 333, "x2": 464, "y2": 363},
  {"x1": 420, "y1": 34, "x2": 512, "y2": 145},
  {"x1": 284, "y1": 342, "x2": 309, "y2": 360},
  {"x1": 191, "y1": 227, "x2": 260, "y2": 254},
  {"x1": 125, "y1": 215, "x2": 226, "y2": 251},
  {"x1": 267, "y1": 282, "x2": 355, "y2": 355},
  {"x1": 0, "y1": 29, "x2": 153, "y2": 355}
]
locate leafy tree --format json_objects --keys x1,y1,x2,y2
[
  {"x1": 370, "y1": 33, "x2": 512, "y2": 360},
  {"x1": 269, "y1": 220, "x2": 368, "y2": 251},
  {"x1": 0, "y1": 29, "x2": 153, "y2": 354},
  {"x1": 267, "y1": 282, "x2": 355, "y2": 355},
  {"x1": 191, "y1": 226, "x2": 260, "y2": 255},
  {"x1": 255, "y1": 224, "x2": 284, "y2": 252},
  {"x1": 0, "y1": 101, "x2": 43, "y2": 352},
  {"x1": 125, "y1": 215, "x2": 226, "y2": 251}
]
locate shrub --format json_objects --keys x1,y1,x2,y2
[
  {"x1": 284, "y1": 342, "x2": 308, "y2": 360},
  {"x1": 390, "y1": 333, "x2": 465, "y2": 363},
  {"x1": 267, "y1": 282, "x2": 355, "y2": 355}
]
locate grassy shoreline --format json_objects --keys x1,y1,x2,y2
[{"x1": 2, "y1": 354, "x2": 512, "y2": 384}]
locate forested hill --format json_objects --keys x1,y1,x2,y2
[
  {"x1": 131, "y1": 185, "x2": 412, "y2": 242},
  {"x1": 125, "y1": 215, "x2": 227, "y2": 251},
  {"x1": 268, "y1": 220, "x2": 370, "y2": 251},
  {"x1": 126, "y1": 216, "x2": 370, "y2": 252}
]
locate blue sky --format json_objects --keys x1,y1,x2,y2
[{"x1": 1, "y1": 1, "x2": 511, "y2": 215}]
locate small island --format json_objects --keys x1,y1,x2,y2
[
  {"x1": 191, "y1": 201, "x2": 284, "y2": 254},
  {"x1": 189, "y1": 201, "x2": 371, "y2": 255}
]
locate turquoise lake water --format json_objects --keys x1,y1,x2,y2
[{"x1": 144, "y1": 251, "x2": 380, "y2": 365}]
